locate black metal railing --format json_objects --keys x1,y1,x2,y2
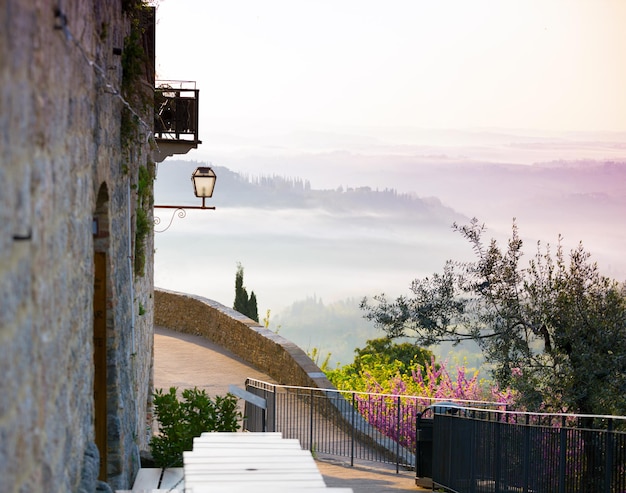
[
  {"x1": 243, "y1": 379, "x2": 502, "y2": 472},
  {"x1": 243, "y1": 379, "x2": 626, "y2": 492},
  {"x1": 430, "y1": 408, "x2": 626, "y2": 493},
  {"x1": 245, "y1": 380, "x2": 411, "y2": 468},
  {"x1": 154, "y1": 80, "x2": 200, "y2": 142}
]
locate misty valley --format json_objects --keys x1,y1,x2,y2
[{"x1": 154, "y1": 157, "x2": 626, "y2": 369}]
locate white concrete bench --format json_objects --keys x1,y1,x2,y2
[
  {"x1": 193, "y1": 438, "x2": 302, "y2": 448},
  {"x1": 184, "y1": 454, "x2": 316, "y2": 465},
  {"x1": 198, "y1": 431, "x2": 284, "y2": 439},
  {"x1": 184, "y1": 459, "x2": 317, "y2": 472},
  {"x1": 120, "y1": 432, "x2": 353, "y2": 492},
  {"x1": 183, "y1": 432, "x2": 353, "y2": 492}
]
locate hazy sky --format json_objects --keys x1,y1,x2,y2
[
  {"x1": 155, "y1": 0, "x2": 626, "y2": 137},
  {"x1": 153, "y1": 1, "x2": 626, "y2": 326}
]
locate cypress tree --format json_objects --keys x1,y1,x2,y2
[
  {"x1": 248, "y1": 291, "x2": 259, "y2": 322},
  {"x1": 233, "y1": 263, "x2": 248, "y2": 314},
  {"x1": 233, "y1": 263, "x2": 259, "y2": 321}
]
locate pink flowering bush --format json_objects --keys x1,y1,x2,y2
[
  {"x1": 326, "y1": 352, "x2": 516, "y2": 450},
  {"x1": 327, "y1": 354, "x2": 514, "y2": 403}
]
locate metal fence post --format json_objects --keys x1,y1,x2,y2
[
  {"x1": 604, "y1": 419, "x2": 613, "y2": 493},
  {"x1": 351, "y1": 392, "x2": 356, "y2": 467},
  {"x1": 262, "y1": 407, "x2": 267, "y2": 432},
  {"x1": 559, "y1": 415, "x2": 567, "y2": 493},
  {"x1": 415, "y1": 410, "x2": 420, "y2": 480},
  {"x1": 309, "y1": 388, "x2": 314, "y2": 453},
  {"x1": 523, "y1": 414, "x2": 530, "y2": 493},
  {"x1": 396, "y1": 395, "x2": 401, "y2": 473},
  {"x1": 495, "y1": 418, "x2": 501, "y2": 493},
  {"x1": 469, "y1": 415, "x2": 476, "y2": 493},
  {"x1": 272, "y1": 385, "x2": 277, "y2": 432}
]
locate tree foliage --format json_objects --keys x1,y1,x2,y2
[
  {"x1": 350, "y1": 337, "x2": 433, "y2": 376},
  {"x1": 248, "y1": 291, "x2": 259, "y2": 323},
  {"x1": 325, "y1": 338, "x2": 512, "y2": 405},
  {"x1": 361, "y1": 219, "x2": 626, "y2": 415},
  {"x1": 325, "y1": 337, "x2": 435, "y2": 393},
  {"x1": 233, "y1": 262, "x2": 259, "y2": 322}
]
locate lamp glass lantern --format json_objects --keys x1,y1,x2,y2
[{"x1": 191, "y1": 167, "x2": 217, "y2": 208}]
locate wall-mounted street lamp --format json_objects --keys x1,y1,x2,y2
[
  {"x1": 154, "y1": 166, "x2": 216, "y2": 232},
  {"x1": 190, "y1": 166, "x2": 217, "y2": 209},
  {"x1": 155, "y1": 166, "x2": 216, "y2": 210}
]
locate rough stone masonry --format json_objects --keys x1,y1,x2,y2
[{"x1": 1, "y1": 2, "x2": 155, "y2": 491}]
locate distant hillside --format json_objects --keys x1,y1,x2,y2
[
  {"x1": 157, "y1": 158, "x2": 626, "y2": 216},
  {"x1": 155, "y1": 160, "x2": 466, "y2": 226},
  {"x1": 271, "y1": 295, "x2": 486, "y2": 371}
]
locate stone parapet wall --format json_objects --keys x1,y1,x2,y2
[{"x1": 154, "y1": 289, "x2": 333, "y2": 389}]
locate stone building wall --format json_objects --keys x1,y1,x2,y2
[
  {"x1": 1, "y1": 2, "x2": 155, "y2": 491},
  {"x1": 154, "y1": 289, "x2": 333, "y2": 389}
]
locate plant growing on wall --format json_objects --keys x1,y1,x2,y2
[
  {"x1": 120, "y1": 2, "x2": 149, "y2": 148},
  {"x1": 134, "y1": 163, "x2": 154, "y2": 276},
  {"x1": 150, "y1": 387, "x2": 241, "y2": 468},
  {"x1": 118, "y1": 0, "x2": 156, "y2": 277}
]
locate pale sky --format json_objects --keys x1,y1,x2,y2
[
  {"x1": 153, "y1": 0, "x2": 626, "y2": 324},
  {"x1": 155, "y1": 0, "x2": 626, "y2": 136}
]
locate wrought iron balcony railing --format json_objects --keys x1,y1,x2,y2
[
  {"x1": 153, "y1": 80, "x2": 202, "y2": 162},
  {"x1": 155, "y1": 80, "x2": 200, "y2": 142}
]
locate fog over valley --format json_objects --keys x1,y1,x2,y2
[{"x1": 154, "y1": 129, "x2": 626, "y2": 366}]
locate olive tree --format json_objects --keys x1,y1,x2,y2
[{"x1": 361, "y1": 218, "x2": 626, "y2": 415}]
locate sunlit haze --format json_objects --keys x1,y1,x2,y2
[
  {"x1": 156, "y1": 0, "x2": 626, "y2": 138},
  {"x1": 153, "y1": 1, "x2": 626, "y2": 362}
]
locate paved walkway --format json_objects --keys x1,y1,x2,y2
[{"x1": 154, "y1": 326, "x2": 428, "y2": 492}]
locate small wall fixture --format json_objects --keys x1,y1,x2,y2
[{"x1": 154, "y1": 166, "x2": 216, "y2": 232}]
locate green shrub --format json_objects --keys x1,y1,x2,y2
[{"x1": 150, "y1": 387, "x2": 241, "y2": 468}]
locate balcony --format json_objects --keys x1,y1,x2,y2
[{"x1": 153, "y1": 80, "x2": 202, "y2": 162}]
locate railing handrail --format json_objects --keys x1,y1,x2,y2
[
  {"x1": 245, "y1": 378, "x2": 626, "y2": 426},
  {"x1": 245, "y1": 377, "x2": 505, "y2": 408},
  {"x1": 431, "y1": 404, "x2": 626, "y2": 423}
]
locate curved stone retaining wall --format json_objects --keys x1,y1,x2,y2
[
  {"x1": 154, "y1": 288, "x2": 334, "y2": 389},
  {"x1": 154, "y1": 288, "x2": 415, "y2": 467}
]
